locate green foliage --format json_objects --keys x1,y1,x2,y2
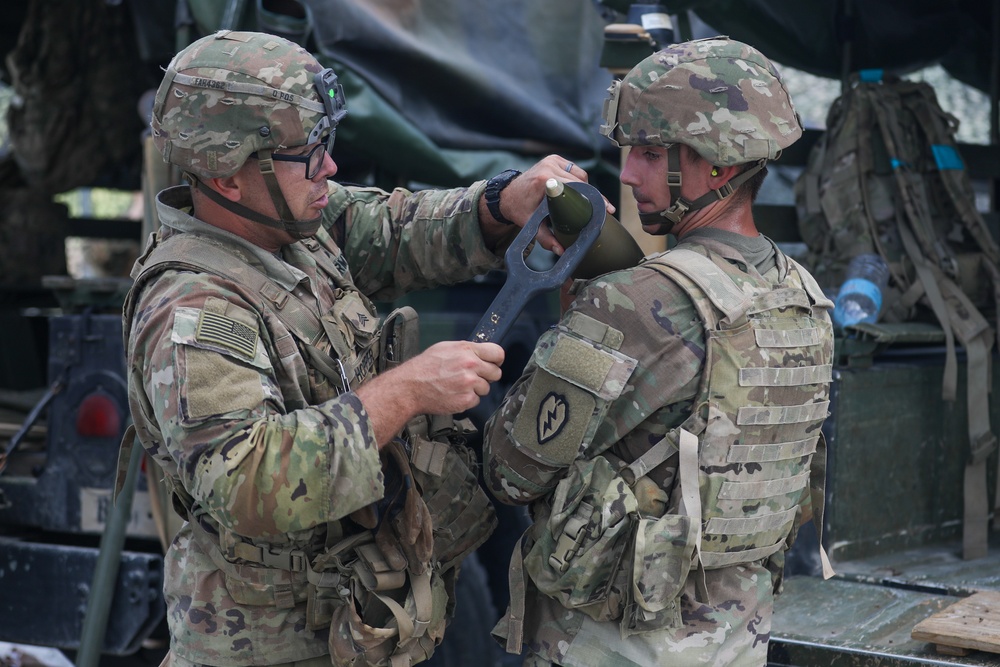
[{"x1": 54, "y1": 188, "x2": 135, "y2": 219}]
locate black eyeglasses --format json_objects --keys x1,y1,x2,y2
[{"x1": 265, "y1": 135, "x2": 332, "y2": 180}]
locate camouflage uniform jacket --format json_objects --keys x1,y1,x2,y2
[
  {"x1": 125, "y1": 179, "x2": 501, "y2": 666},
  {"x1": 483, "y1": 229, "x2": 833, "y2": 667}
]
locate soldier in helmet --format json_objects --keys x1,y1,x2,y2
[
  {"x1": 483, "y1": 37, "x2": 835, "y2": 666},
  {"x1": 123, "y1": 30, "x2": 598, "y2": 667}
]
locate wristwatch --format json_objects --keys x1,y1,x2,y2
[{"x1": 484, "y1": 169, "x2": 522, "y2": 225}]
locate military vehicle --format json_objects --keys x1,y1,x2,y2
[{"x1": 1, "y1": 1, "x2": 999, "y2": 666}]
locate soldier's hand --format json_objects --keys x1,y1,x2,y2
[
  {"x1": 479, "y1": 155, "x2": 616, "y2": 255},
  {"x1": 505, "y1": 155, "x2": 616, "y2": 255},
  {"x1": 356, "y1": 340, "x2": 504, "y2": 448},
  {"x1": 407, "y1": 340, "x2": 505, "y2": 415}
]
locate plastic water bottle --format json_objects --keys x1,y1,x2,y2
[
  {"x1": 626, "y1": 4, "x2": 675, "y2": 49},
  {"x1": 833, "y1": 253, "x2": 890, "y2": 328}
]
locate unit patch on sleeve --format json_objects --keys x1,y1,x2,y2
[
  {"x1": 538, "y1": 391, "x2": 569, "y2": 444},
  {"x1": 196, "y1": 310, "x2": 259, "y2": 359},
  {"x1": 512, "y1": 370, "x2": 595, "y2": 467}
]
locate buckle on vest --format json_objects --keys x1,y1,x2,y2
[
  {"x1": 548, "y1": 504, "x2": 593, "y2": 573},
  {"x1": 234, "y1": 542, "x2": 308, "y2": 572}
]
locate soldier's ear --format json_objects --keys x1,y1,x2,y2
[
  {"x1": 708, "y1": 165, "x2": 739, "y2": 182},
  {"x1": 206, "y1": 173, "x2": 243, "y2": 202}
]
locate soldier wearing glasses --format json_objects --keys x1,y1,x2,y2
[{"x1": 123, "y1": 30, "x2": 588, "y2": 667}]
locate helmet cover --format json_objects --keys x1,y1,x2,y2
[
  {"x1": 601, "y1": 37, "x2": 802, "y2": 166},
  {"x1": 151, "y1": 30, "x2": 341, "y2": 179}
]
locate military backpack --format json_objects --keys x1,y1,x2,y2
[{"x1": 795, "y1": 72, "x2": 1000, "y2": 559}]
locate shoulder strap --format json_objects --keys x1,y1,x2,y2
[
  {"x1": 865, "y1": 84, "x2": 951, "y2": 271},
  {"x1": 904, "y1": 84, "x2": 1000, "y2": 267},
  {"x1": 643, "y1": 248, "x2": 753, "y2": 326},
  {"x1": 786, "y1": 257, "x2": 835, "y2": 310},
  {"x1": 136, "y1": 233, "x2": 327, "y2": 347}
]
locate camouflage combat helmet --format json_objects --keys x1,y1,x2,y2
[
  {"x1": 150, "y1": 30, "x2": 347, "y2": 237},
  {"x1": 600, "y1": 37, "x2": 802, "y2": 227}
]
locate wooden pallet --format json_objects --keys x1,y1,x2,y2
[{"x1": 912, "y1": 591, "x2": 1000, "y2": 656}]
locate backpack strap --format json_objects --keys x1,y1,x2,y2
[
  {"x1": 905, "y1": 83, "x2": 1000, "y2": 268},
  {"x1": 865, "y1": 84, "x2": 955, "y2": 275},
  {"x1": 898, "y1": 223, "x2": 996, "y2": 559}
]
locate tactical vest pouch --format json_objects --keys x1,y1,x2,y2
[
  {"x1": 327, "y1": 567, "x2": 447, "y2": 667},
  {"x1": 305, "y1": 532, "x2": 363, "y2": 631},
  {"x1": 321, "y1": 289, "x2": 380, "y2": 388},
  {"x1": 523, "y1": 455, "x2": 636, "y2": 622},
  {"x1": 408, "y1": 424, "x2": 497, "y2": 572},
  {"x1": 305, "y1": 531, "x2": 449, "y2": 667},
  {"x1": 625, "y1": 513, "x2": 694, "y2": 634},
  {"x1": 378, "y1": 306, "x2": 420, "y2": 374}
]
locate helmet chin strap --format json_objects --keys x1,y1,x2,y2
[
  {"x1": 191, "y1": 150, "x2": 322, "y2": 240},
  {"x1": 638, "y1": 145, "x2": 767, "y2": 234}
]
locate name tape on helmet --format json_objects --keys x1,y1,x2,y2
[{"x1": 171, "y1": 71, "x2": 326, "y2": 115}]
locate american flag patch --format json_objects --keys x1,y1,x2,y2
[{"x1": 196, "y1": 311, "x2": 258, "y2": 359}]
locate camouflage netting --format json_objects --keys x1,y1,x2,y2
[
  {"x1": 4, "y1": 0, "x2": 147, "y2": 193},
  {"x1": 0, "y1": 0, "x2": 150, "y2": 285}
]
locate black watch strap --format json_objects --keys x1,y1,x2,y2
[{"x1": 484, "y1": 169, "x2": 522, "y2": 225}]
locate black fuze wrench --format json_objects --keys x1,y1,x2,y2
[{"x1": 470, "y1": 181, "x2": 606, "y2": 344}]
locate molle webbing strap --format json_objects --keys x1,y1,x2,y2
[
  {"x1": 621, "y1": 432, "x2": 680, "y2": 485},
  {"x1": 410, "y1": 438, "x2": 448, "y2": 477},
  {"x1": 677, "y1": 428, "x2": 708, "y2": 601},
  {"x1": 727, "y1": 436, "x2": 819, "y2": 463},
  {"x1": 716, "y1": 472, "x2": 811, "y2": 500},
  {"x1": 503, "y1": 535, "x2": 528, "y2": 655},
  {"x1": 754, "y1": 327, "x2": 824, "y2": 348},
  {"x1": 700, "y1": 542, "x2": 784, "y2": 568},
  {"x1": 739, "y1": 365, "x2": 833, "y2": 387},
  {"x1": 737, "y1": 401, "x2": 830, "y2": 426},
  {"x1": 813, "y1": 432, "x2": 836, "y2": 580},
  {"x1": 705, "y1": 507, "x2": 798, "y2": 535},
  {"x1": 748, "y1": 287, "x2": 812, "y2": 314}
]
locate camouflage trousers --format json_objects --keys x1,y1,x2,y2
[
  {"x1": 523, "y1": 654, "x2": 559, "y2": 667},
  {"x1": 160, "y1": 652, "x2": 331, "y2": 667}
]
